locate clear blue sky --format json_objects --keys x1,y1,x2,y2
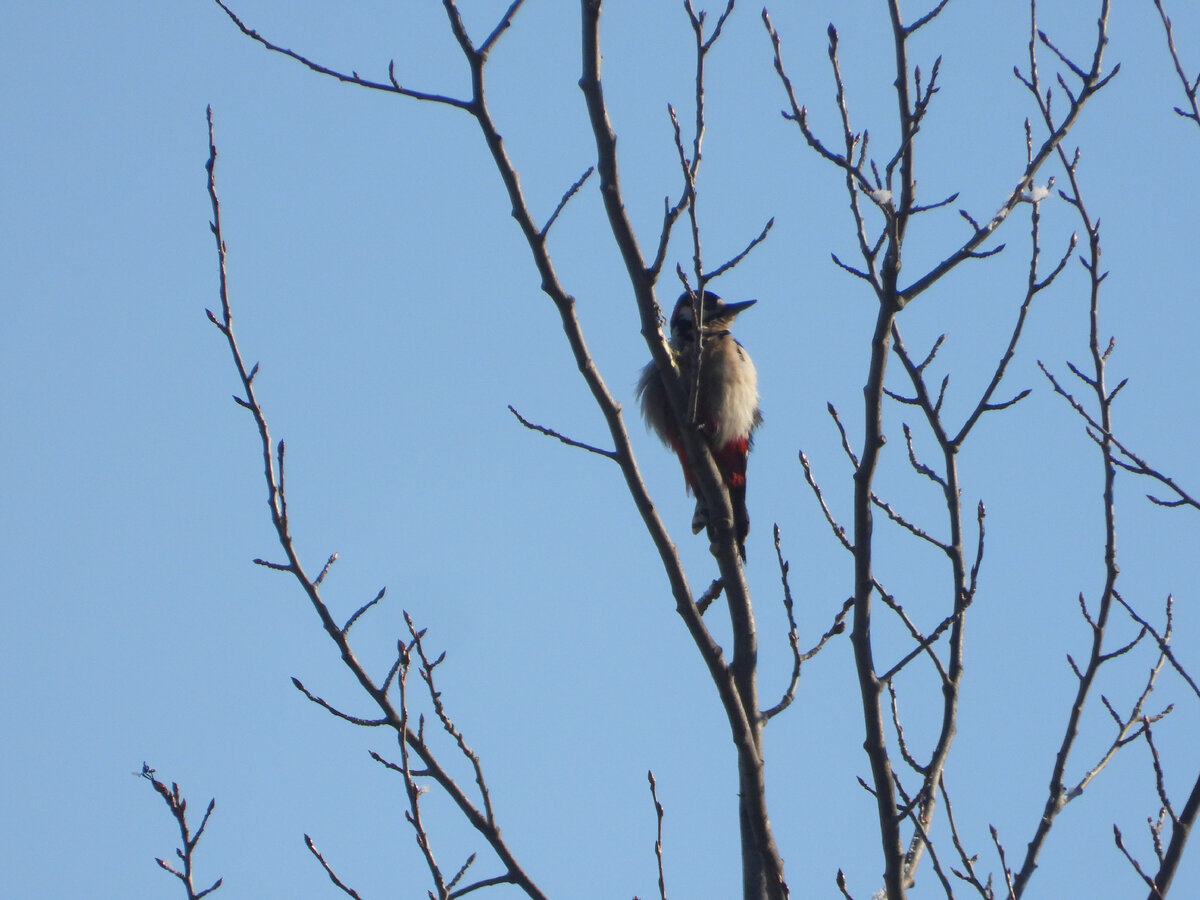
[{"x1": 3, "y1": 1, "x2": 1199, "y2": 897}]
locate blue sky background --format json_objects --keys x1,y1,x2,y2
[{"x1": 3, "y1": 1, "x2": 1200, "y2": 897}]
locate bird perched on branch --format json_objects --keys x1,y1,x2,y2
[{"x1": 637, "y1": 291, "x2": 762, "y2": 559}]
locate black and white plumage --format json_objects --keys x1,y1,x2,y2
[{"x1": 636, "y1": 291, "x2": 762, "y2": 558}]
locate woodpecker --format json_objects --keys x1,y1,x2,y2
[{"x1": 636, "y1": 291, "x2": 762, "y2": 559}]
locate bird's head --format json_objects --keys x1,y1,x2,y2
[{"x1": 669, "y1": 291, "x2": 756, "y2": 346}]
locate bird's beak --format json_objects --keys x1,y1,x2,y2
[{"x1": 707, "y1": 298, "x2": 756, "y2": 321}]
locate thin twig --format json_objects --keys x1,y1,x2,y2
[
  {"x1": 204, "y1": 106, "x2": 549, "y2": 900},
  {"x1": 1115, "y1": 594, "x2": 1200, "y2": 702},
  {"x1": 140, "y1": 764, "x2": 223, "y2": 900},
  {"x1": 648, "y1": 771, "x2": 668, "y2": 900},
  {"x1": 1152, "y1": 0, "x2": 1200, "y2": 126},
  {"x1": 763, "y1": 526, "x2": 850, "y2": 721},
  {"x1": 1011, "y1": 11, "x2": 1135, "y2": 887},
  {"x1": 212, "y1": 0, "x2": 472, "y2": 108},
  {"x1": 1038, "y1": 366, "x2": 1200, "y2": 512},
  {"x1": 702, "y1": 217, "x2": 775, "y2": 281},
  {"x1": 798, "y1": 450, "x2": 853, "y2": 552},
  {"x1": 1114, "y1": 825, "x2": 1164, "y2": 899},
  {"x1": 292, "y1": 676, "x2": 387, "y2": 727},
  {"x1": 508, "y1": 405, "x2": 618, "y2": 460},
  {"x1": 343, "y1": 587, "x2": 386, "y2": 635},
  {"x1": 304, "y1": 835, "x2": 364, "y2": 899},
  {"x1": 541, "y1": 166, "x2": 595, "y2": 238}
]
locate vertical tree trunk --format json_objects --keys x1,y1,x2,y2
[{"x1": 740, "y1": 757, "x2": 770, "y2": 900}]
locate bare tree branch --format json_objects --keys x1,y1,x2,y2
[
  {"x1": 304, "y1": 835, "x2": 363, "y2": 900},
  {"x1": 765, "y1": 2, "x2": 1114, "y2": 889},
  {"x1": 703, "y1": 217, "x2": 775, "y2": 282},
  {"x1": 798, "y1": 450, "x2": 853, "y2": 552},
  {"x1": 213, "y1": 2, "x2": 797, "y2": 894},
  {"x1": 292, "y1": 676, "x2": 387, "y2": 727},
  {"x1": 871, "y1": 489, "x2": 949, "y2": 552},
  {"x1": 343, "y1": 587, "x2": 386, "y2": 636},
  {"x1": 1037, "y1": 366, "x2": 1200, "y2": 512},
  {"x1": 140, "y1": 764, "x2": 223, "y2": 900},
  {"x1": 762, "y1": 525, "x2": 850, "y2": 721},
  {"x1": 938, "y1": 776, "x2": 992, "y2": 899},
  {"x1": 211, "y1": 0, "x2": 472, "y2": 108},
  {"x1": 892, "y1": 774, "x2": 957, "y2": 898},
  {"x1": 202, "y1": 3, "x2": 1195, "y2": 899},
  {"x1": 508, "y1": 405, "x2": 618, "y2": 460},
  {"x1": 581, "y1": 5, "x2": 788, "y2": 897},
  {"x1": 204, "y1": 107, "x2": 549, "y2": 900},
  {"x1": 1114, "y1": 825, "x2": 1165, "y2": 899},
  {"x1": 648, "y1": 771, "x2": 669, "y2": 900},
  {"x1": 1115, "y1": 595, "x2": 1200, "y2": 703},
  {"x1": 540, "y1": 166, "x2": 595, "y2": 238},
  {"x1": 900, "y1": 0, "x2": 1116, "y2": 305},
  {"x1": 1150, "y1": 770, "x2": 1200, "y2": 899},
  {"x1": 906, "y1": 0, "x2": 953, "y2": 36},
  {"x1": 1153, "y1": 0, "x2": 1200, "y2": 126},
  {"x1": 479, "y1": 0, "x2": 527, "y2": 58},
  {"x1": 990, "y1": 825, "x2": 1016, "y2": 900},
  {"x1": 1011, "y1": 14, "x2": 1147, "y2": 887}
]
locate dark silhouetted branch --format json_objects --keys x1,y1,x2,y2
[
  {"x1": 1153, "y1": 0, "x2": 1200, "y2": 126},
  {"x1": 304, "y1": 835, "x2": 363, "y2": 899},
  {"x1": 140, "y1": 764, "x2": 223, "y2": 900},
  {"x1": 204, "y1": 109, "x2": 548, "y2": 900},
  {"x1": 508, "y1": 405, "x2": 618, "y2": 460},
  {"x1": 211, "y1": 0, "x2": 472, "y2": 109}
]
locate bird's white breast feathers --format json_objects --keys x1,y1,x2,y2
[
  {"x1": 703, "y1": 339, "x2": 760, "y2": 447},
  {"x1": 637, "y1": 336, "x2": 760, "y2": 448}
]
